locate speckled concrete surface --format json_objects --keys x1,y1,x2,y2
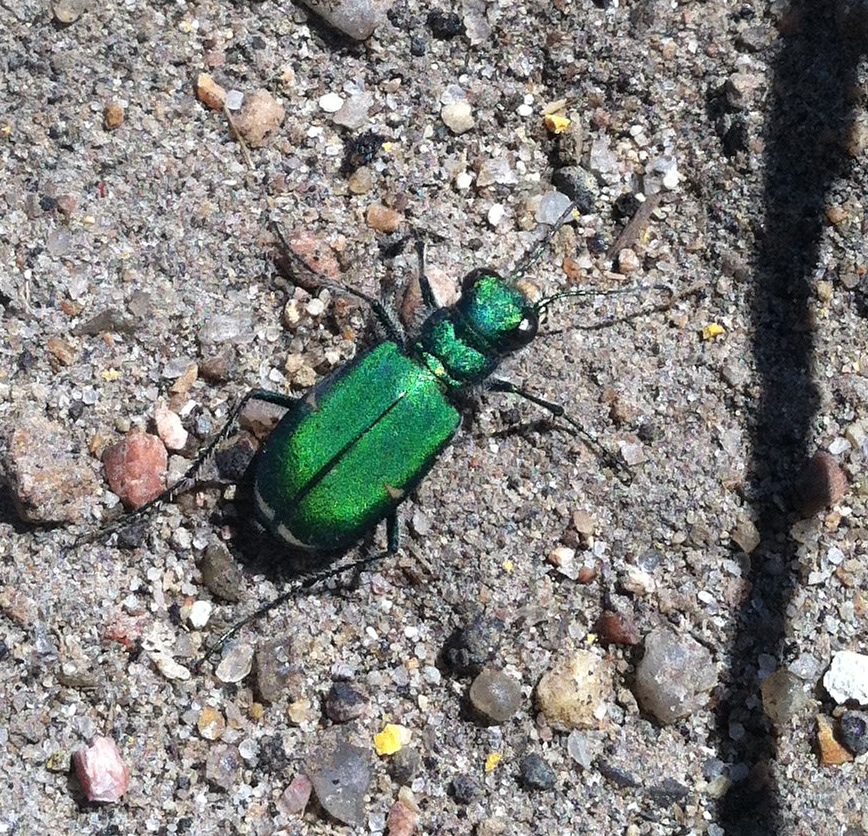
[{"x1": 2, "y1": 0, "x2": 867, "y2": 834}]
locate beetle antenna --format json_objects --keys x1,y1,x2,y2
[{"x1": 507, "y1": 198, "x2": 580, "y2": 283}]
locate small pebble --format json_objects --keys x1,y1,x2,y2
[
  {"x1": 535, "y1": 650, "x2": 610, "y2": 730},
  {"x1": 366, "y1": 204, "x2": 402, "y2": 232},
  {"x1": 73, "y1": 736, "x2": 131, "y2": 803},
  {"x1": 535, "y1": 191, "x2": 573, "y2": 225},
  {"x1": 596, "y1": 610, "x2": 640, "y2": 646},
  {"x1": 388, "y1": 747, "x2": 421, "y2": 784},
  {"x1": 468, "y1": 668, "x2": 522, "y2": 724},
  {"x1": 199, "y1": 544, "x2": 244, "y2": 602},
  {"x1": 441, "y1": 101, "x2": 475, "y2": 134},
  {"x1": 487, "y1": 203, "x2": 505, "y2": 227},
  {"x1": 386, "y1": 799, "x2": 419, "y2": 836},
  {"x1": 793, "y1": 451, "x2": 847, "y2": 516},
  {"x1": 205, "y1": 744, "x2": 242, "y2": 791},
  {"x1": 103, "y1": 102, "x2": 124, "y2": 130},
  {"x1": 195, "y1": 73, "x2": 227, "y2": 111},
  {"x1": 52, "y1": 0, "x2": 85, "y2": 23},
  {"x1": 730, "y1": 516, "x2": 761, "y2": 554},
  {"x1": 633, "y1": 628, "x2": 717, "y2": 724},
  {"x1": 518, "y1": 753, "x2": 556, "y2": 791},
  {"x1": 278, "y1": 775, "x2": 312, "y2": 816},
  {"x1": 255, "y1": 636, "x2": 305, "y2": 703},
  {"x1": 154, "y1": 402, "x2": 188, "y2": 451},
  {"x1": 450, "y1": 773, "x2": 480, "y2": 804},
  {"x1": 442, "y1": 616, "x2": 502, "y2": 676},
  {"x1": 188, "y1": 600, "x2": 213, "y2": 629},
  {"x1": 102, "y1": 430, "x2": 167, "y2": 510},
  {"x1": 197, "y1": 706, "x2": 226, "y2": 741},
  {"x1": 216, "y1": 642, "x2": 255, "y2": 684},
  {"x1": 319, "y1": 92, "x2": 344, "y2": 113},
  {"x1": 232, "y1": 89, "x2": 285, "y2": 148},
  {"x1": 547, "y1": 546, "x2": 579, "y2": 580},
  {"x1": 306, "y1": 741, "x2": 372, "y2": 826},
  {"x1": 839, "y1": 710, "x2": 868, "y2": 755},
  {"x1": 428, "y1": 9, "x2": 464, "y2": 38},
  {"x1": 300, "y1": 0, "x2": 388, "y2": 39},
  {"x1": 823, "y1": 649, "x2": 868, "y2": 704},
  {"x1": 816, "y1": 715, "x2": 853, "y2": 766},
  {"x1": 761, "y1": 668, "x2": 807, "y2": 726},
  {"x1": 2, "y1": 411, "x2": 99, "y2": 523},
  {"x1": 325, "y1": 682, "x2": 368, "y2": 723},
  {"x1": 225, "y1": 90, "x2": 244, "y2": 111},
  {"x1": 152, "y1": 652, "x2": 191, "y2": 682}
]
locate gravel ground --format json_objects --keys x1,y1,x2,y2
[{"x1": 2, "y1": 0, "x2": 868, "y2": 834}]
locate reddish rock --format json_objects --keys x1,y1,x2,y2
[
  {"x1": 102, "y1": 430, "x2": 167, "y2": 509},
  {"x1": 73, "y1": 736, "x2": 131, "y2": 803},
  {"x1": 596, "y1": 610, "x2": 640, "y2": 646}
]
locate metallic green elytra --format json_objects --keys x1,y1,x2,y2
[{"x1": 254, "y1": 268, "x2": 539, "y2": 552}]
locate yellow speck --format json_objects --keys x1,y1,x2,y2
[
  {"x1": 102, "y1": 368, "x2": 121, "y2": 381},
  {"x1": 374, "y1": 723, "x2": 411, "y2": 756},
  {"x1": 586, "y1": 633, "x2": 597, "y2": 645},
  {"x1": 502, "y1": 559, "x2": 514, "y2": 573},
  {"x1": 485, "y1": 752, "x2": 502, "y2": 772},
  {"x1": 382, "y1": 141, "x2": 394, "y2": 153},
  {"x1": 701, "y1": 323, "x2": 725, "y2": 341},
  {"x1": 1, "y1": 125, "x2": 11, "y2": 138},
  {"x1": 544, "y1": 114, "x2": 571, "y2": 134}
]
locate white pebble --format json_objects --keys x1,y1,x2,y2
[
  {"x1": 319, "y1": 92, "x2": 344, "y2": 113},
  {"x1": 487, "y1": 203, "x2": 505, "y2": 227},
  {"x1": 823, "y1": 650, "x2": 868, "y2": 705},
  {"x1": 189, "y1": 600, "x2": 213, "y2": 628}
]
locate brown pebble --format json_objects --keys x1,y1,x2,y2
[
  {"x1": 596, "y1": 610, "x2": 640, "y2": 646},
  {"x1": 278, "y1": 230, "x2": 341, "y2": 286},
  {"x1": 47, "y1": 336, "x2": 76, "y2": 366},
  {"x1": 816, "y1": 714, "x2": 854, "y2": 766},
  {"x1": 576, "y1": 564, "x2": 597, "y2": 584},
  {"x1": 197, "y1": 706, "x2": 226, "y2": 740},
  {"x1": 386, "y1": 800, "x2": 419, "y2": 836},
  {"x1": 233, "y1": 89, "x2": 285, "y2": 148},
  {"x1": 195, "y1": 73, "x2": 227, "y2": 111},
  {"x1": 365, "y1": 204, "x2": 402, "y2": 233},
  {"x1": 793, "y1": 451, "x2": 847, "y2": 516},
  {"x1": 102, "y1": 430, "x2": 168, "y2": 509},
  {"x1": 73, "y1": 736, "x2": 131, "y2": 803},
  {"x1": 103, "y1": 103, "x2": 124, "y2": 130}
]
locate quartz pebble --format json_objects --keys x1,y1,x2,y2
[
  {"x1": 197, "y1": 706, "x2": 226, "y2": 740},
  {"x1": 823, "y1": 650, "x2": 868, "y2": 704},
  {"x1": 73, "y1": 736, "x2": 130, "y2": 803},
  {"x1": 102, "y1": 430, "x2": 167, "y2": 510},
  {"x1": 633, "y1": 628, "x2": 717, "y2": 724},
  {"x1": 535, "y1": 650, "x2": 609, "y2": 730},
  {"x1": 154, "y1": 402, "x2": 188, "y2": 451},
  {"x1": 441, "y1": 101, "x2": 474, "y2": 134},
  {"x1": 216, "y1": 643, "x2": 255, "y2": 684},
  {"x1": 468, "y1": 668, "x2": 522, "y2": 724},
  {"x1": 761, "y1": 668, "x2": 807, "y2": 725},
  {"x1": 278, "y1": 775, "x2": 312, "y2": 816}
]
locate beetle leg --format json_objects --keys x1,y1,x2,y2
[
  {"x1": 386, "y1": 510, "x2": 400, "y2": 554},
  {"x1": 486, "y1": 378, "x2": 631, "y2": 481},
  {"x1": 270, "y1": 221, "x2": 407, "y2": 344}
]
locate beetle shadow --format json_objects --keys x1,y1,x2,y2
[{"x1": 714, "y1": 4, "x2": 862, "y2": 833}]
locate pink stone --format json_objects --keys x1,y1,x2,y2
[
  {"x1": 102, "y1": 430, "x2": 167, "y2": 509},
  {"x1": 73, "y1": 736, "x2": 131, "y2": 803}
]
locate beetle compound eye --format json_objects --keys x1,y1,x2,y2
[{"x1": 506, "y1": 311, "x2": 539, "y2": 348}]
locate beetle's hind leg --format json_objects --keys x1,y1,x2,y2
[
  {"x1": 76, "y1": 388, "x2": 299, "y2": 546},
  {"x1": 487, "y1": 378, "x2": 631, "y2": 482}
]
